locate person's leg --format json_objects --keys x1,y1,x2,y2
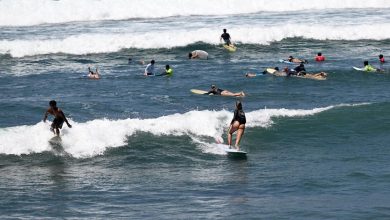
[
  {"x1": 228, "y1": 122, "x2": 239, "y2": 146},
  {"x1": 221, "y1": 91, "x2": 243, "y2": 97},
  {"x1": 235, "y1": 124, "x2": 246, "y2": 149}
]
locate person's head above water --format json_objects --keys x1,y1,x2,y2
[
  {"x1": 151, "y1": 60, "x2": 155, "y2": 64},
  {"x1": 188, "y1": 52, "x2": 192, "y2": 59},
  {"x1": 299, "y1": 63, "x2": 304, "y2": 67},
  {"x1": 49, "y1": 100, "x2": 57, "y2": 109},
  {"x1": 223, "y1": 29, "x2": 227, "y2": 33},
  {"x1": 236, "y1": 100, "x2": 243, "y2": 110},
  {"x1": 379, "y1": 54, "x2": 384, "y2": 59},
  {"x1": 274, "y1": 67, "x2": 279, "y2": 71},
  {"x1": 364, "y1": 60, "x2": 369, "y2": 66},
  {"x1": 317, "y1": 52, "x2": 322, "y2": 56},
  {"x1": 211, "y1": 84, "x2": 216, "y2": 89},
  {"x1": 166, "y1": 64, "x2": 170, "y2": 70}
]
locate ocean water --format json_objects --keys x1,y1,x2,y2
[{"x1": 1, "y1": 0, "x2": 390, "y2": 219}]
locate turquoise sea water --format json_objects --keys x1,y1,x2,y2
[{"x1": 1, "y1": 1, "x2": 390, "y2": 219}]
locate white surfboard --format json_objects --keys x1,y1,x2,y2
[
  {"x1": 190, "y1": 89, "x2": 212, "y2": 95},
  {"x1": 217, "y1": 144, "x2": 247, "y2": 157},
  {"x1": 352, "y1": 66, "x2": 365, "y2": 71}
]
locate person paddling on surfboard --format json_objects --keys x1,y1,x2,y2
[
  {"x1": 188, "y1": 50, "x2": 208, "y2": 59},
  {"x1": 228, "y1": 100, "x2": 246, "y2": 150},
  {"x1": 363, "y1": 60, "x2": 380, "y2": 72},
  {"x1": 43, "y1": 100, "x2": 72, "y2": 136},
  {"x1": 220, "y1": 29, "x2": 231, "y2": 46},
  {"x1": 144, "y1": 60, "x2": 155, "y2": 76},
  {"x1": 288, "y1": 56, "x2": 308, "y2": 64},
  {"x1": 206, "y1": 85, "x2": 245, "y2": 97}
]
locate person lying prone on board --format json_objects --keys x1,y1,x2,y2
[
  {"x1": 288, "y1": 56, "x2": 308, "y2": 64},
  {"x1": 206, "y1": 85, "x2": 245, "y2": 97}
]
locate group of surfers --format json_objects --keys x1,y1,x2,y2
[{"x1": 62, "y1": 29, "x2": 385, "y2": 150}]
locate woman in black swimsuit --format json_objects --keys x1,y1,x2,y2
[
  {"x1": 227, "y1": 101, "x2": 246, "y2": 150},
  {"x1": 207, "y1": 85, "x2": 245, "y2": 97}
]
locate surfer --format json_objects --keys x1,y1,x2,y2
[
  {"x1": 88, "y1": 67, "x2": 100, "y2": 79},
  {"x1": 43, "y1": 100, "x2": 72, "y2": 136},
  {"x1": 220, "y1": 29, "x2": 231, "y2": 45},
  {"x1": 188, "y1": 50, "x2": 208, "y2": 59},
  {"x1": 206, "y1": 85, "x2": 245, "y2": 97},
  {"x1": 379, "y1": 54, "x2": 385, "y2": 63},
  {"x1": 156, "y1": 64, "x2": 173, "y2": 77},
  {"x1": 363, "y1": 61, "x2": 379, "y2": 72},
  {"x1": 288, "y1": 56, "x2": 307, "y2": 64},
  {"x1": 315, "y1": 52, "x2": 325, "y2": 62},
  {"x1": 228, "y1": 100, "x2": 246, "y2": 150},
  {"x1": 293, "y1": 63, "x2": 306, "y2": 76},
  {"x1": 144, "y1": 60, "x2": 155, "y2": 76}
]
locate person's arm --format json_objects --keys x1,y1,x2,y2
[
  {"x1": 43, "y1": 109, "x2": 49, "y2": 122},
  {"x1": 60, "y1": 110, "x2": 72, "y2": 128}
]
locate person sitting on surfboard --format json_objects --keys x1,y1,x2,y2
[
  {"x1": 363, "y1": 61, "x2": 378, "y2": 72},
  {"x1": 188, "y1": 50, "x2": 208, "y2": 59},
  {"x1": 88, "y1": 67, "x2": 100, "y2": 79},
  {"x1": 293, "y1": 63, "x2": 307, "y2": 76},
  {"x1": 144, "y1": 60, "x2": 155, "y2": 76},
  {"x1": 43, "y1": 100, "x2": 72, "y2": 136},
  {"x1": 156, "y1": 64, "x2": 173, "y2": 77},
  {"x1": 228, "y1": 100, "x2": 246, "y2": 150},
  {"x1": 206, "y1": 85, "x2": 245, "y2": 97},
  {"x1": 288, "y1": 56, "x2": 307, "y2": 64},
  {"x1": 220, "y1": 29, "x2": 231, "y2": 45},
  {"x1": 379, "y1": 54, "x2": 385, "y2": 63},
  {"x1": 315, "y1": 52, "x2": 325, "y2": 62}
]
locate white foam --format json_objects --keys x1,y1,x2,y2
[
  {"x1": 2, "y1": 23, "x2": 390, "y2": 57},
  {"x1": 1, "y1": 0, "x2": 389, "y2": 27},
  {"x1": 0, "y1": 104, "x2": 365, "y2": 158}
]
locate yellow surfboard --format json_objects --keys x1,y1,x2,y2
[{"x1": 223, "y1": 44, "x2": 237, "y2": 52}]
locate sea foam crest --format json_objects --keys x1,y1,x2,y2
[
  {"x1": 0, "y1": 0, "x2": 389, "y2": 26},
  {"x1": 0, "y1": 104, "x2": 359, "y2": 158},
  {"x1": 1, "y1": 24, "x2": 390, "y2": 57}
]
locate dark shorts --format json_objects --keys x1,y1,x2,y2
[{"x1": 51, "y1": 117, "x2": 64, "y2": 129}]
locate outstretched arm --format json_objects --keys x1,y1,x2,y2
[
  {"x1": 43, "y1": 109, "x2": 49, "y2": 122},
  {"x1": 60, "y1": 111, "x2": 72, "y2": 128}
]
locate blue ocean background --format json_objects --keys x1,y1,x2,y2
[{"x1": 1, "y1": 0, "x2": 390, "y2": 219}]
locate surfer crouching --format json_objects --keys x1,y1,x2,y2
[{"x1": 43, "y1": 100, "x2": 72, "y2": 136}]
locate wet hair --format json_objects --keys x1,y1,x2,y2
[
  {"x1": 274, "y1": 67, "x2": 279, "y2": 71},
  {"x1": 188, "y1": 52, "x2": 192, "y2": 59},
  {"x1": 49, "y1": 100, "x2": 57, "y2": 107},
  {"x1": 364, "y1": 60, "x2": 369, "y2": 66},
  {"x1": 300, "y1": 63, "x2": 304, "y2": 67},
  {"x1": 211, "y1": 84, "x2": 216, "y2": 89},
  {"x1": 318, "y1": 52, "x2": 322, "y2": 56},
  {"x1": 236, "y1": 100, "x2": 243, "y2": 110},
  {"x1": 289, "y1": 56, "x2": 293, "y2": 59},
  {"x1": 151, "y1": 60, "x2": 155, "y2": 64},
  {"x1": 166, "y1": 64, "x2": 170, "y2": 69},
  {"x1": 223, "y1": 29, "x2": 227, "y2": 33},
  {"x1": 379, "y1": 54, "x2": 384, "y2": 58},
  {"x1": 245, "y1": 73, "x2": 249, "y2": 77}
]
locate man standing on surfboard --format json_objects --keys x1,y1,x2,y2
[
  {"x1": 220, "y1": 29, "x2": 231, "y2": 46},
  {"x1": 43, "y1": 100, "x2": 72, "y2": 136}
]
